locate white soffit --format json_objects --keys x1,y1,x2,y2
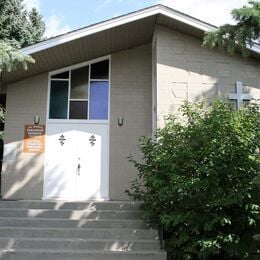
[
  {"x1": 250, "y1": 44, "x2": 260, "y2": 54},
  {"x1": 22, "y1": 6, "x2": 161, "y2": 55},
  {"x1": 22, "y1": 5, "x2": 217, "y2": 55},
  {"x1": 20, "y1": 4, "x2": 260, "y2": 56}
]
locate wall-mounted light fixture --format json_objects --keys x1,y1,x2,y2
[
  {"x1": 117, "y1": 116, "x2": 124, "y2": 127},
  {"x1": 34, "y1": 115, "x2": 40, "y2": 125}
]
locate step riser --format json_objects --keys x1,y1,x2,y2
[
  {"x1": 0, "y1": 201, "x2": 141, "y2": 211},
  {"x1": 0, "y1": 200, "x2": 166, "y2": 259},
  {"x1": 0, "y1": 219, "x2": 148, "y2": 229},
  {"x1": 0, "y1": 251, "x2": 166, "y2": 260},
  {"x1": 0, "y1": 229, "x2": 158, "y2": 240},
  {"x1": 0, "y1": 209, "x2": 142, "y2": 219},
  {"x1": 0, "y1": 239, "x2": 160, "y2": 251}
]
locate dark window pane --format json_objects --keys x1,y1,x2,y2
[
  {"x1": 49, "y1": 81, "x2": 68, "y2": 119},
  {"x1": 51, "y1": 71, "x2": 69, "y2": 79},
  {"x1": 89, "y1": 81, "x2": 108, "y2": 120},
  {"x1": 69, "y1": 101, "x2": 88, "y2": 119},
  {"x1": 90, "y1": 60, "x2": 109, "y2": 79},
  {"x1": 71, "y1": 66, "x2": 89, "y2": 99}
]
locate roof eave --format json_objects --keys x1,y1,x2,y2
[
  {"x1": 250, "y1": 43, "x2": 260, "y2": 54},
  {"x1": 21, "y1": 4, "x2": 260, "y2": 56},
  {"x1": 22, "y1": 5, "x2": 217, "y2": 55},
  {"x1": 22, "y1": 5, "x2": 161, "y2": 55}
]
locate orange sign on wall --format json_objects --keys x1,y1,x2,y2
[{"x1": 23, "y1": 125, "x2": 45, "y2": 153}]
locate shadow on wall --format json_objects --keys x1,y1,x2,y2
[
  {"x1": 1, "y1": 128, "x2": 104, "y2": 200},
  {"x1": 1, "y1": 141, "x2": 44, "y2": 199},
  {"x1": 1, "y1": 31, "x2": 259, "y2": 199}
]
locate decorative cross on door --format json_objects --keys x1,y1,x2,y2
[
  {"x1": 228, "y1": 81, "x2": 252, "y2": 109},
  {"x1": 89, "y1": 135, "x2": 96, "y2": 146},
  {"x1": 58, "y1": 135, "x2": 66, "y2": 146}
]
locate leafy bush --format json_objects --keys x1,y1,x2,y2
[
  {"x1": 253, "y1": 175, "x2": 260, "y2": 245},
  {"x1": 127, "y1": 100, "x2": 260, "y2": 259}
]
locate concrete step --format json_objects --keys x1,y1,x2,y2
[
  {"x1": 0, "y1": 208, "x2": 143, "y2": 219},
  {"x1": 0, "y1": 227, "x2": 158, "y2": 240},
  {"x1": 0, "y1": 249, "x2": 167, "y2": 260},
  {"x1": 0, "y1": 200, "x2": 166, "y2": 259},
  {"x1": 0, "y1": 217, "x2": 148, "y2": 229},
  {"x1": 0, "y1": 237, "x2": 160, "y2": 251},
  {"x1": 0, "y1": 200, "x2": 142, "y2": 211}
]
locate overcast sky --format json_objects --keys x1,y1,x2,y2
[{"x1": 23, "y1": 0, "x2": 248, "y2": 38}]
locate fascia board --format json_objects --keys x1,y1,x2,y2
[
  {"x1": 22, "y1": 5, "x2": 260, "y2": 55},
  {"x1": 158, "y1": 6, "x2": 216, "y2": 32},
  {"x1": 250, "y1": 43, "x2": 260, "y2": 54},
  {"x1": 22, "y1": 6, "x2": 161, "y2": 55},
  {"x1": 159, "y1": 6, "x2": 260, "y2": 54}
]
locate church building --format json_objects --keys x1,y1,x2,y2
[{"x1": 1, "y1": 5, "x2": 259, "y2": 201}]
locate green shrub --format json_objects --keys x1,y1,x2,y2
[{"x1": 127, "y1": 100, "x2": 260, "y2": 259}]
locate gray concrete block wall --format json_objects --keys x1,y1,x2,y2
[
  {"x1": 2, "y1": 44, "x2": 153, "y2": 200},
  {"x1": 2, "y1": 26, "x2": 259, "y2": 201},
  {"x1": 156, "y1": 25, "x2": 260, "y2": 128},
  {"x1": 109, "y1": 44, "x2": 152, "y2": 200},
  {"x1": 2, "y1": 73, "x2": 48, "y2": 199}
]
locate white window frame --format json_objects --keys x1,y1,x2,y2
[{"x1": 47, "y1": 55, "x2": 111, "y2": 124}]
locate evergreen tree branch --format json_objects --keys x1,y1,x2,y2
[
  {"x1": 0, "y1": 40, "x2": 35, "y2": 73},
  {"x1": 203, "y1": 1, "x2": 260, "y2": 57},
  {"x1": 0, "y1": 0, "x2": 45, "y2": 48}
]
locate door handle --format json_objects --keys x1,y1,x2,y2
[{"x1": 77, "y1": 163, "x2": 81, "y2": 175}]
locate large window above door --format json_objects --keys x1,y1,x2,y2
[{"x1": 49, "y1": 59, "x2": 109, "y2": 120}]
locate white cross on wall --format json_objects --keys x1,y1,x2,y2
[{"x1": 228, "y1": 81, "x2": 252, "y2": 109}]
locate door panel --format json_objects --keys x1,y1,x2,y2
[
  {"x1": 43, "y1": 124, "x2": 77, "y2": 199},
  {"x1": 76, "y1": 124, "x2": 108, "y2": 200},
  {"x1": 44, "y1": 123, "x2": 109, "y2": 200},
  {"x1": 76, "y1": 129, "x2": 101, "y2": 200}
]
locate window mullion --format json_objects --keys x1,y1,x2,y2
[
  {"x1": 87, "y1": 65, "x2": 91, "y2": 120},
  {"x1": 67, "y1": 70, "x2": 71, "y2": 119}
]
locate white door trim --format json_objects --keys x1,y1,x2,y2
[{"x1": 44, "y1": 56, "x2": 111, "y2": 200}]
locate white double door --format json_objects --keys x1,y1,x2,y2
[{"x1": 43, "y1": 123, "x2": 109, "y2": 200}]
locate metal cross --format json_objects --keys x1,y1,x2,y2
[{"x1": 228, "y1": 81, "x2": 252, "y2": 109}]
